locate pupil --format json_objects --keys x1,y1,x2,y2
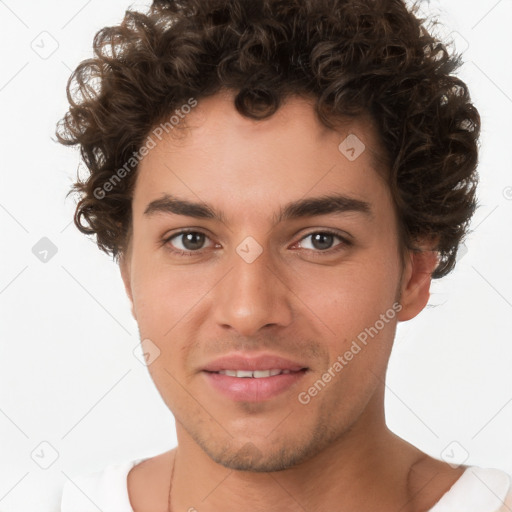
[
  {"x1": 312, "y1": 233, "x2": 333, "y2": 250},
  {"x1": 183, "y1": 232, "x2": 204, "y2": 250}
]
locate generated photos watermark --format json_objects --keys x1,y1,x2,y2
[
  {"x1": 93, "y1": 98, "x2": 198, "y2": 200},
  {"x1": 298, "y1": 301, "x2": 403, "y2": 405}
]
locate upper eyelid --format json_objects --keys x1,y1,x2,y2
[{"x1": 299, "y1": 231, "x2": 347, "y2": 242}]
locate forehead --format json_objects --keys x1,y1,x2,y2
[{"x1": 133, "y1": 92, "x2": 390, "y2": 220}]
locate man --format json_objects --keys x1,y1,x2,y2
[{"x1": 58, "y1": 0, "x2": 512, "y2": 510}]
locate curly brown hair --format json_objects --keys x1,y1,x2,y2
[{"x1": 56, "y1": 0, "x2": 480, "y2": 278}]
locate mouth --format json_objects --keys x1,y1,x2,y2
[{"x1": 201, "y1": 354, "x2": 309, "y2": 402}]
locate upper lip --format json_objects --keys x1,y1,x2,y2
[{"x1": 202, "y1": 353, "x2": 308, "y2": 372}]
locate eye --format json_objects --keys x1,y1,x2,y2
[
  {"x1": 162, "y1": 229, "x2": 352, "y2": 257},
  {"x1": 293, "y1": 230, "x2": 351, "y2": 254},
  {"x1": 164, "y1": 230, "x2": 215, "y2": 254}
]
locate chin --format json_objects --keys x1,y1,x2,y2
[{"x1": 195, "y1": 432, "x2": 330, "y2": 473}]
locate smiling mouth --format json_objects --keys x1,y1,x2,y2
[{"x1": 202, "y1": 353, "x2": 310, "y2": 401}]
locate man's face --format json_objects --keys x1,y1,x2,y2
[{"x1": 121, "y1": 91, "x2": 414, "y2": 471}]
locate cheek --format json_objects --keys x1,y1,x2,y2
[
  {"x1": 129, "y1": 252, "x2": 197, "y2": 337},
  {"x1": 288, "y1": 256, "x2": 402, "y2": 396},
  {"x1": 292, "y1": 256, "x2": 400, "y2": 337},
  {"x1": 129, "y1": 251, "x2": 223, "y2": 369}
]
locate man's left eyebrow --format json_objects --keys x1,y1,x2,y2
[{"x1": 274, "y1": 193, "x2": 373, "y2": 224}]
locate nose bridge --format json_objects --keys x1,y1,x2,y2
[{"x1": 213, "y1": 238, "x2": 293, "y2": 335}]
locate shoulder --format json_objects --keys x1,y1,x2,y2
[
  {"x1": 406, "y1": 455, "x2": 469, "y2": 511},
  {"x1": 409, "y1": 458, "x2": 512, "y2": 512},
  {"x1": 427, "y1": 465, "x2": 512, "y2": 512},
  {"x1": 60, "y1": 457, "x2": 148, "y2": 512}
]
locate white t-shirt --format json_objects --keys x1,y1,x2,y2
[{"x1": 60, "y1": 459, "x2": 512, "y2": 512}]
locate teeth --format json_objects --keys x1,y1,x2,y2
[
  {"x1": 253, "y1": 370, "x2": 272, "y2": 378},
  {"x1": 236, "y1": 370, "x2": 253, "y2": 378},
  {"x1": 217, "y1": 369, "x2": 287, "y2": 378}
]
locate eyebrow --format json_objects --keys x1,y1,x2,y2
[{"x1": 143, "y1": 193, "x2": 372, "y2": 224}]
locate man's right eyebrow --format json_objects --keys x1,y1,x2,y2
[{"x1": 144, "y1": 194, "x2": 224, "y2": 222}]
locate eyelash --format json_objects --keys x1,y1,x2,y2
[{"x1": 162, "y1": 229, "x2": 352, "y2": 258}]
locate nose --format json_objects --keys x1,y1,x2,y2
[{"x1": 212, "y1": 243, "x2": 294, "y2": 337}]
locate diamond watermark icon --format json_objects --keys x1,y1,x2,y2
[
  {"x1": 338, "y1": 134, "x2": 365, "y2": 161},
  {"x1": 236, "y1": 236, "x2": 263, "y2": 264},
  {"x1": 232, "y1": 442, "x2": 264, "y2": 466},
  {"x1": 30, "y1": 31, "x2": 59, "y2": 60},
  {"x1": 32, "y1": 237, "x2": 58, "y2": 263},
  {"x1": 448, "y1": 30, "x2": 470, "y2": 54},
  {"x1": 455, "y1": 242, "x2": 468, "y2": 264},
  {"x1": 440, "y1": 440, "x2": 469, "y2": 468},
  {"x1": 503, "y1": 186, "x2": 512, "y2": 201},
  {"x1": 133, "y1": 338, "x2": 161, "y2": 366},
  {"x1": 31, "y1": 441, "x2": 59, "y2": 469}
]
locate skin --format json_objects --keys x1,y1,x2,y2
[{"x1": 120, "y1": 90, "x2": 467, "y2": 511}]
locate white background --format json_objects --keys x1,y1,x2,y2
[{"x1": 0, "y1": 0, "x2": 511, "y2": 510}]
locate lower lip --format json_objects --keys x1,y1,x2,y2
[{"x1": 203, "y1": 370, "x2": 307, "y2": 402}]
